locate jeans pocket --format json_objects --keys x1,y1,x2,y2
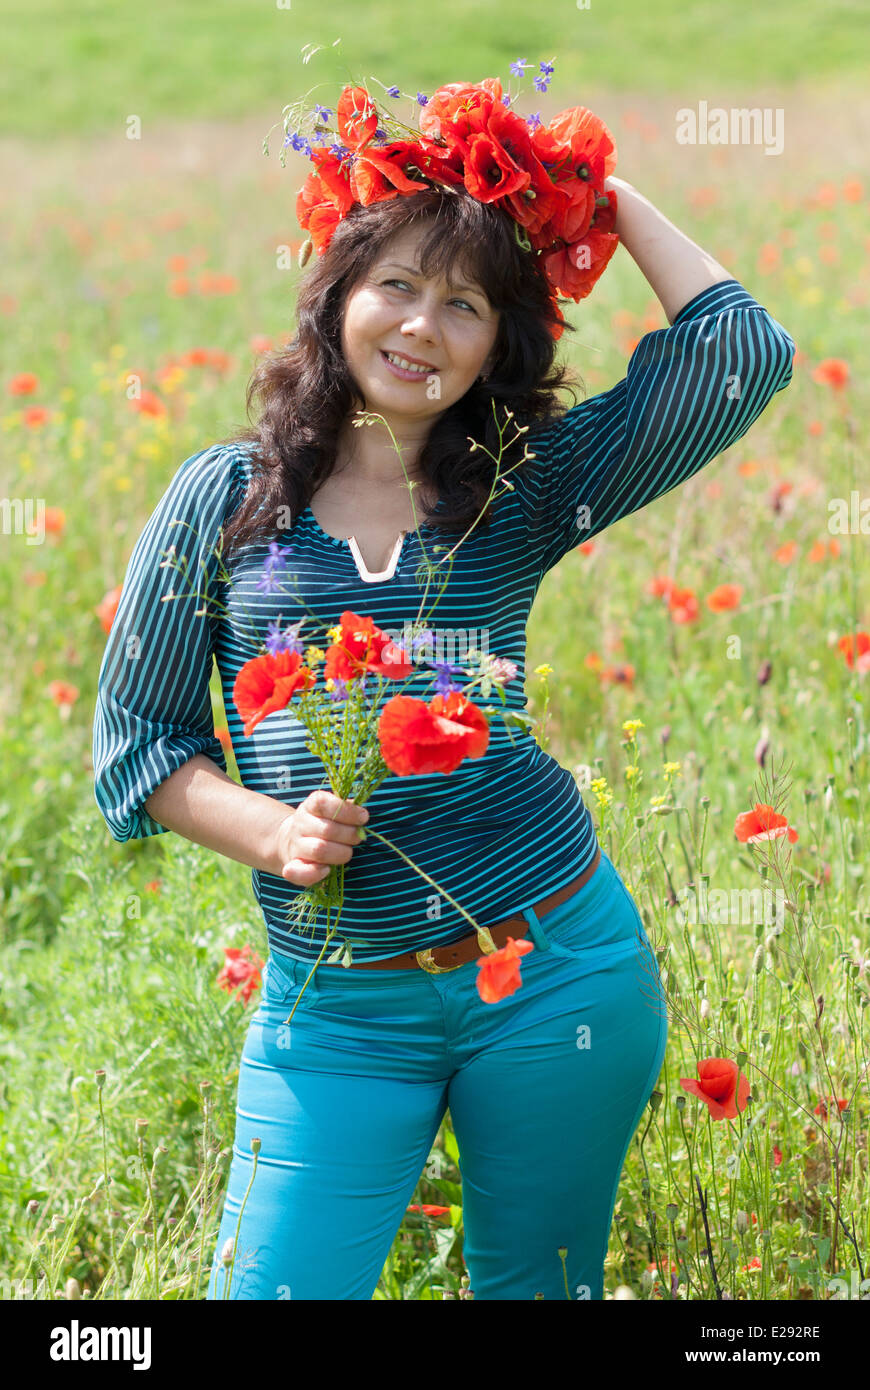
[
  {"x1": 546, "y1": 932, "x2": 644, "y2": 967},
  {"x1": 259, "y1": 952, "x2": 321, "y2": 1012},
  {"x1": 543, "y1": 860, "x2": 653, "y2": 968}
]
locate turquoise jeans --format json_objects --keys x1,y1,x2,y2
[{"x1": 206, "y1": 850, "x2": 667, "y2": 1300}]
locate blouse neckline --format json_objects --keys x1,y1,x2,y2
[{"x1": 299, "y1": 497, "x2": 446, "y2": 584}]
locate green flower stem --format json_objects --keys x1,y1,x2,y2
[
  {"x1": 362, "y1": 827, "x2": 497, "y2": 952},
  {"x1": 223, "y1": 1142, "x2": 260, "y2": 1301},
  {"x1": 96, "y1": 1079, "x2": 119, "y2": 1298}
]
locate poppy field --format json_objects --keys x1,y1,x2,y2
[{"x1": 1, "y1": 12, "x2": 869, "y2": 1303}]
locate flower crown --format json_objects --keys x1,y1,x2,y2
[{"x1": 284, "y1": 71, "x2": 620, "y2": 341}]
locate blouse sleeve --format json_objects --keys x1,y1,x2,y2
[
  {"x1": 516, "y1": 279, "x2": 796, "y2": 578},
  {"x1": 92, "y1": 443, "x2": 247, "y2": 842}
]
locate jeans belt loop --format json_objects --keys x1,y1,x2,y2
[{"x1": 519, "y1": 904, "x2": 552, "y2": 953}]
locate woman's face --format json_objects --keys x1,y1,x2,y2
[{"x1": 340, "y1": 222, "x2": 500, "y2": 427}]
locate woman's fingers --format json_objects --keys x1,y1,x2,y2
[{"x1": 282, "y1": 858, "x2": 331, "y2": 882}]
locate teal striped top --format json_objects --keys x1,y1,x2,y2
[{"x1": 92, "y1": 278, "x2": 795, "y2": 961}]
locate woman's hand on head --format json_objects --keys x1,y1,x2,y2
[{"x1": 274, "y1": 790, "x2": 370, "y2": 887}]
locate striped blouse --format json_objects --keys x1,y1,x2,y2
[{"x1": 92, "y1": 277, "x2": 795, "y2": 962}]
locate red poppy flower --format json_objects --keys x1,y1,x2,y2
[
  {"x1": 406, "y1": 1204, "x2": 451, "y2": 1217},
  {"x1": 501, "y1": 169, "x2": 567, "y2": 239},
  {"x1": 541, "y1": 224, "x2": 620, "y2": 300},
  {"x1": 233, "y1": 650, "x2": 317, "y2": 737},
  {"x1": 8, "y1": 372, "x2": 39, "y2": 395},
  {"x1": 459, "y1": 131, "x2": 530, "y2": 204},
  {"x1": 772, "y1": 1143, "x2": 783, "y2": 1166},
  {"x1": 599, "y1": 663, "x2": 635, "y2": 688},
  {"x1": 128, "y1": 389, "x2": 166, "y2": 417},
  {"x1": 378, "y1": 690, "x2": 490, "y2": 775},
  {"x1": 813, "y1": 1096, "x2": 848, "y2": 1119},
  {"x1": 323, "y1": 611, "x2": 413, "y2": 684},
  {"x1": 477, "y1": 935, "x2": 535, "y2": 1003},
  {"x1": 646, "y1": 574, "x2": 677, "y2": 600},
  {"x1": 39, "y1": 507, "x2": 65, "y2": 535},
  {"x1": 679, "y1": 1057, "x2": 750, "y2": 1120},
  {"x1": 838, "y1": 632, "x2": 870, "y2": 673},
  {"x1": 295, "y1": 152, "x2": 355, "y2": 254},
  {"x1": 336, "y1": 85, "x2": 379, "y2": 151},
  {"x1": 668, "y1": 587, "x2": 699, "y2": 624},
  {"x1": 96, "y1": 584, "x2": 123, "y2": 635},
  {"x1": 48, "y1": 681, "x2": 79, "y2": 708},
  {"x1": 216, "y1": 945, "x2": 264, "y2": 1006},
  {"x1": 543, "y1": 105, "x2": 618, "y2": 191},
  {"x1": 418, "y1": 79, "x2": 506, "y2": 146},
  {"x1": 706, "y1": 583, "x2": 743, "y2": 612},
  {"x1": 734, "y1": 803, "x2": 799, "y2": 844},
  {"x1": 350, "y1": 140, "x2": 435, "y2": 205},
  {"x1": 322, "y1": 617, "x2": 408, "y2": 686},
  {"x1": 811, "y1": 358, "x2": 849, "y2": 390},
  {"x1": 304, "y1": 151, "x2": 355, "y2": 213}
]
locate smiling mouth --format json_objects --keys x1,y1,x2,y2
[{"x1": 380, "y1": 349, "x2": 440, "y2": 376}]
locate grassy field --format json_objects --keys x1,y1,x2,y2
[
  {"x1": 1, "y1": 2, "x2": 868, "y2": 1301},
  {"x1": 2, "y1": 0, "x2": 869, "y2": 137}
]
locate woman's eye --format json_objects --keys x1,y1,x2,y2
[{"x1": 381, "y1": 280, "x2": 476, "y2": 313}]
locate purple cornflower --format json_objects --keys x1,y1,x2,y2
[
  {"x1": 539, "y1": 60, "x2": 555, "y2": 78},
  {"x1": 427, "y1": 660, "x2": 467, "y2": 696},
  {"x1": 314, "y1": 105, "x2": 331, "y2": 122},
  {"x1": 526, "y1": 112, "x2": 543, "y2": 132},
  {"x1": 327, "y1": 677, "x2": 351, "y2": 704},
  {"x1": 265, "y1": 620, "x2": 305, "y2": 657},
  {"x1": 416, "y1": 93, "x2": 429, "y2": 106},
  {"x1": 534, "y1": 74, "x2": 551, "y2": 93},
  {"x1": 410, "y1": 628, "x2": 436, "y2": 658},
  {"x1": 510, "y1": 59, "x2": 530, "y2": 77},
  {"x1": 385, "y1": 85, "x2": 400, "y2": 98},
  {"x1": 257, "y1": 541, "x2": 294, "y2": 595}
]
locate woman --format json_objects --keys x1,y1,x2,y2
[{"x1": 93, "y1": 154, "x2": 795, "y2": 1298}]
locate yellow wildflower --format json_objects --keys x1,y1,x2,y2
[
  {"x1": 305, "y1": 646, "x2": 325, "y2": 666},
  {"x1": 622, "y1": 719, "x2": 645, "y2": 736},
  {"x1": 534, "y1": 663, "x2": 553, "y2": 676},
  {"x1": 624, "y1": 765, "x2": 641, "y2": 782}
]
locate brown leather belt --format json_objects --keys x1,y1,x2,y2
[{"x1": 322, "y1": 845, "x2": 602, "y2": 972}]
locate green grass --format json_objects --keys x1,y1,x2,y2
[{"x1": 1, "y1": 0, "x2": 869, "y2": 137}]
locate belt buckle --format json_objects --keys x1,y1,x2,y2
[
  {"x1": 415, "y1": 922, "x2": 500, "y2": 974},
  {"x1": 415, "y1": 947, "x2": 463, "y2": 974}
]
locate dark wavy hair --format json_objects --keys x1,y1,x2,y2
[{"x1": 215, "y1": 185, "x2": 583, "y2": 564}]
